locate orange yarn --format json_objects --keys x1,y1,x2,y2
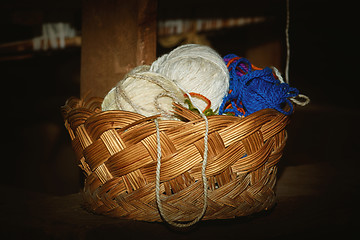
[
  {"x1": 225, "y1": 101, "x2": 245, "y2": 115},
  {"x1": 184, "y1": 92, "x2": 212, "y2": 112}
]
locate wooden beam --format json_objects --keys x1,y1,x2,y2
[{"x1": 80, "y1": 0, "x2": 157, "y2": 98}]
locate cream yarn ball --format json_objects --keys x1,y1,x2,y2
[
  {"x1": 102, "y1": 65, "x2": 185, "y2": 120},
  {"x1": 150, "y1": 44, "x2": 229, "y2": 112}
]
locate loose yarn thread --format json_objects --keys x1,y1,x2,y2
[
  {"x1": 285, "y1": 0, "x2": 290, "y2": 84},
  {"x1": 155, "y1": 91, "x2": 209, "y2": 228},
  {"x1": 272, "y1": 65, "x2": 310, "y2": 106},
  {"x1": 150, "y1": 44, "x2": 229, "y2": 113},
  {"x1": 283, "y1": 0, "x2": 310, "y2": 106}
]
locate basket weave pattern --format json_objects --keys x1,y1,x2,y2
[{"x1": 62, "y1": 97, "x2": 289, "y2": 222}]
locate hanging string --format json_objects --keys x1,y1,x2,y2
[
  {"x1": 285, "y1": 0, "x2": 290, "y2": 84},
  {"x1": 154, "y1": 90, "x2": 209, "y2": 228},
  {"x1": 284, "y1": 0, "x2": 310, "y2": 106},
  {"x1": 273, "y1": 65, "x2": 310, "y2": 106}
]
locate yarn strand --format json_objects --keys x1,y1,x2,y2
[
  {"x1": 155, "y1": 92, "x2": 209, "y2": 228},
  {"x1": 285, "y1": 0, "x2": 290, "y2": 84},
  {"x1": 284, "y1": 0, "x2": 311, "y2": 106},
  {"x1": 272, "y1": 66, "x2": 310, "y2": 106}
]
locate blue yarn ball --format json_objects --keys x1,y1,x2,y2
[
  {"x1": 219, "y1": 55, "x2": 299, "y2": 116},
  {"x1": 242, "y1": 76, "x2": 299, "y2": 115}
]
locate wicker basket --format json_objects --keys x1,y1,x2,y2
[{"x1": 61, "y1": 96, "x2": 290, "y2": 223}]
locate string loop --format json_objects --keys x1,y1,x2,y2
[{"x1": 155, "y1": 92, "x2": 209, "y2": 228}]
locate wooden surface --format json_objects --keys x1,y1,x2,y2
[
  {"x1": 80, "y1": 0, "x2": 157, "y2": 98},
  {"x1": 1, "y1": 106, "x2": 358, "y2": 239},
  {"x1": 0, "y1": 163, "x2": 355, "y2": 239}
]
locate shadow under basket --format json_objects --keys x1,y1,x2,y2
[{"x1": 61, "y1": 97, "x2": 290, "y2": 223}]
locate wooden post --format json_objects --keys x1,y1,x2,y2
[{"x1": 80, "y1": 0, "x2": 157, "y2": 98}]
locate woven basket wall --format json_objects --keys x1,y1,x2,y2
[{"x1": 61, "y1": 97, "x2": 290, "y2": 222}]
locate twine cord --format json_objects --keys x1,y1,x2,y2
[
  {"x1": 272, "y1": 66, "x2": 310, "y2": 106},
  {"x1": 283, "y1": 0, "x2": 309, "y2": 106},
  {"x1": 285, "y1": 0, "x2": 290, "y2": 84},
  {"x1": 155, "y1": 91, "x2": 209, "y2": 228}
]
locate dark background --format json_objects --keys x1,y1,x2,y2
[{"x1": 0, "y1": 0, "x2": 358, "y2": 238}]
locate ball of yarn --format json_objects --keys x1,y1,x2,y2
[
  {"x1": 219, "y1": 55, "x2": 299, "y2": 116},
  {"x1": 102, "y1": 65, "x2": 185, "y2": 120},
  {"x1": 150, "y1": 44, "x2": 229, "y2": 112}
]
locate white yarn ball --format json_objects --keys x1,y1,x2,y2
[
  {"x1": 102, "y1": 65, "x2": 185, "y2": 120},
  {"x1": 150, "y1": 44, "x2": 229, "y2": 112}
]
